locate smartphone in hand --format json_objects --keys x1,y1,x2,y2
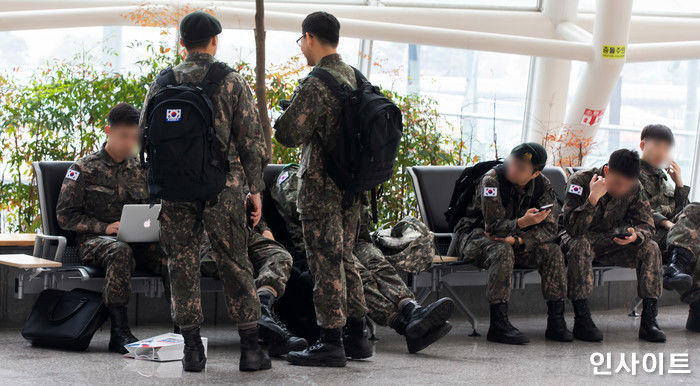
[
  {"x1": 536, "y1": 204, "x2": 554, "y2": 213},
  {"x1": 611, "y1": 232, "x2": 632, "y2": 239}
]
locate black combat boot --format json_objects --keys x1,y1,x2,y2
[
  {"x1": 390, "y1": 310, "x2": 453, "y2": 353},
  {"x1": 402, "y1": 298, "x2": 455, "y2": 340},
  {"x1": 686, "y1": 300, "x2": 700, "y2": 332},
  {"x1": 107, "y1": 306, "x2": 138, "y2": 354},
  {"x1": 287, "y1": 328, "x2": 347, "y2": 367},
  {"x1": 257, "y1": 291, "x2": 308, "y2": 357},
  {"x1": 638, "y1": 298, "x2": 666, "y2": 342},
  {"x1": 487, "y1": 302, "x2": 529, "y2": 345},
  {"x1": 239, "y1": 327, "x2": 272, "y2": 372},
  {"x1": 663, "y1": 247, "x2": 693, "y2": 293},
  {"x1": 572, "y1": 299, "x2": 603, "y2": 342},
  {"x1": 545, "y1": 300, "x2": 573, "y2": 342},
  {"x1": 181, "y1": 326, "x2": 206, "y2": 372},
  {"x1": 342, "y1": 317, "x2": 373, "y2": 359}
]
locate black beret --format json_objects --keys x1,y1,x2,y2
[
  {"x1": 510, "y1": 142, "x2": 547, "y2": 169},
  {"x1": 180, "y1": 11, "x2": 222, "y2": 44}
]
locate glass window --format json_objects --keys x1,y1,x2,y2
[{"x1": 371, "y1": 41, "x2": 531, "y2": 161}]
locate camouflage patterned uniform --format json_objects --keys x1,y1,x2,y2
[
  {"x1": 454, "y1": 168, "x2": 567, "y2": 304},
  {"x1": 639, "y1": 160, "x2": 691, "y2": 252},
  {"x1": 200, "y1": 219, "x2": 293, "y2": 297},
  {"x1": 140, "y1": 52, "x2": 269, "y2": 328},
  {"x1": 667, "y1": 203, "x2": 700, "y2": 290},
  {"x1": 56, "y1": 145, "x2": 169, "y2": 306},
  {"x1": 561, "y1": 166, "x2": 662, "y2": 300},
  {"x1": 274, "y1": 53, "x2": 367, "y2": 329}
]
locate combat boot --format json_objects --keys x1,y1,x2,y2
[
  {"x1": 287, "y1": 328, "x2": 347, "y2": 367},
  {"x1": 572, "y1": 299, "x2": 603, "y2": 342},
  {"x1": 638, "y1": 298, "x2": 666, "y2": 342},
  {"x1": 257, "y1": 291, "x2": 308, "y2": 357},
  {"x1": 663, "y1": 247, "x2": 693, "y2": 293},
  {"x1": 545, "y1": 300, "x2": 573, "y2": 342},
  {"x1": 686, "y1": 300, "x2": 700, "y2": 332},
  {"x1": 107, "y1": 306, "x2": 138, "y2": 354},
  {"x1": 390, "y1": 310, "x2": 453, "y2": 353},
  {"x1": 181, "y1": 326, "x2": 206, "y2": 372},
  {"x1": 402, "y1": 298, "x2": 455, "y2": 340},
  {"x1": 239, "y1": 327, "x2": 272, "y2": 372},
  {"x1": 487, "y1": 302, "x2": 529, "y2": 345},
  {"x1": 342, "y1": 317, "x2": 373, "y2": 359}
]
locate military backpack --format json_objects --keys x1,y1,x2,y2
[{"x1": 141, "y1": 62, "x2": 234, "y2": 202}]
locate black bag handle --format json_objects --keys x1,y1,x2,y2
[{"x1": 48, "y1": 294, "x2": 89, "y2": 324}]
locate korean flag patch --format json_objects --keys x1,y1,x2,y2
[
  {"x1": 65, "y1": 169, "x2": 80, "y2": 181},
  {"x1": 166, "y1": 109, "x2": 182, "y2": 122},
  {"x1": 483, "y1": 187, "x2": 498, "y2": 197},
  {"x1": 278, "y1": 171, "x2": 289, "y2": 184},
  {"x1": 568, "y1": 184, "x2": 583, "y2": 196}
]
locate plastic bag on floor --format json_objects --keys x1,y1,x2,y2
[{"x1": 123, "y1": 333, "x2": 208, "y2": 362}]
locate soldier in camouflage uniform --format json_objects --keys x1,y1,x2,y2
[
  {"x1": 56, "y1": 103, "x2": 169, "y2": 354},
  {"x1": 274, "y1": 12, "x2": 370, "y2": 367},
  {"x1": 271, "y1": 163, "x2": 456, "y2": 353},
  {"x1": 636, "y1": 125, "x2": 700, "y2": 332},
  {"x1": 561, "y1": 149, "x2": 665, "y2": 342},
  {"x1": 199, "y1": 217, "x2": 309, "y2": 357},
  {"x1": 454, "y1": 143, "x2": 570, "y2": 345},
  {"x1": 139, "y1": 12, "x2": 270, "y2": 372}
]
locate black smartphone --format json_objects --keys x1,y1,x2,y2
[
  {"x1": 537, "y1": 204, "x2": 554, "y2": 212},
  {"x1": 611, "y1": 232, "x2": 632, "y2": 239}
]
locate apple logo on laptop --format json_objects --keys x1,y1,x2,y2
[{"x1": 144, "y1": 219, "x2": 151, "y2": 228}]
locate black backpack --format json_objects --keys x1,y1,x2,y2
[
  {"x1": 141, "y1": 62, "x2": 235, "y2": 202},
  {"x1": 309, "y1": 66, "x2": 403, "y2": 195},
  {"x1": 444, "y1": 160, "x2": 546, "y2": 232}
]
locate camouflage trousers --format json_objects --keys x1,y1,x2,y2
[
  {"x1": 201, "y1": 231, "x2": 293, "y2": 298},
  {"x1": 80, "y1": 237, "x2": 169, "y2": 306},
  {"x1": 458, "y1": 232, "x2": 567, "y2": 304},
  {"x1": 160, "y1": 187, "x2": 260, "y2": 328},
  {"x1": 301, "y1": 204, "x2": 368, "y2": 329},
  {"x1": 562, "y1": 233, "x2": 663, "y2": 300},
  {"x1": 667, "y1": 203, "x2": 700, "y2": 290},
  {"x1": 354, "y1": 240, "x2": 414, "y2": 326}
]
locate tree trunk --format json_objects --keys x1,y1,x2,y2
[{"x1": 254, "y1": 0, "x2": 273, "y2": 156}]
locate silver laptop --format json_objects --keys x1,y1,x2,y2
[{"x1": 114, "y1": 204, "x2": 162, "y2": 243}]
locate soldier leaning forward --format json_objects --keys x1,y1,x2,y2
[
  {"x1": 56, "y1": 103, "x2": 169, "y2": 354},
  {"x1": 561, "y1": 149, "x2": 665, "y2": 343},
  {"x1": 454, "y1": 142, "x2": 569, "y2": 345}
]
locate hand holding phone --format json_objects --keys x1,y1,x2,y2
[
  {"x1": 536, "y1": 204, "x2": 554, "y2": 213},
  {"x1": 611, "y1": 232, "x2": 632, "y2": 239}
]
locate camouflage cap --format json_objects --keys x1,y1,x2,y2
[{"x1": 180, "y1": 11, "x2": 222, "y2": 44}]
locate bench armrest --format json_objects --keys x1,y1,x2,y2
[{"x1": 33, "y1": 234, "x2": 67, "y2": 262}]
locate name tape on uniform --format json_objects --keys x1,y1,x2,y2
[
  {"x1": 568, "y1": 184, "x2": 583, "y2": 196},
  {"x1": 65, "y1": 169, "x2": 80, "y2": 181},
  {"x1": 602, "y1": 45, "x2": 626, "y2": 59},
  {"x1": 484, "y1": 187, "x2": 498, "y2": 197}
]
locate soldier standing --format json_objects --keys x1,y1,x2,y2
[
  {"x1": 140, "y1": 12, "x2": 270, "y2": 372},
  {"x1": 561, "y1": 149, "x2": 665, "y2": 342},
  {"x1": 274, "y1": 12, "x2": 371, "y2": 367},
  {"x1": 637, "y1": 124, "x2": 699, "y2": 331},
  {"x1": 271, "y1": 164, "x2": 456, "y2": 354},
  {"x1": 453, "y1": 143, "x2": 570, "y2": 345},
  {"x1": 56, "y1": 103, "x2": 169, "y2": 354}
]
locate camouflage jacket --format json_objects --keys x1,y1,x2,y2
[
  {"x1": 56, "y1": 145, "x2": 149, "y2": 244},
  {"x1": 269, "y1": 164, "x2": 306, "y2": 259},
  {"x1": 453, "y1": 168, "x2": 560, "y2": 253},
  {"x1": 639, "y1": 160, "x2": 690, "y2": 227},
  {"x1": 561, "y1": 166, "x2": 655, "y2": 243},
  {"x1": 273, "y1": 53, "x2": 357, "y2": 218},
  {"x1": 139, "y1": 52, "x2": 268, "y2": 194}
]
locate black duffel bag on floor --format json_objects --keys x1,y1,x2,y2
[{"x1": 22, "y1": 288, "x2": 108, "y2": 351}]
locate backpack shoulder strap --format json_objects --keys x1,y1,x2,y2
[
  {"x1": 200, "y1": 62, "x2": 235, "y2": 96},
  {"x1": 494, "y1": 165, "x2": 512, "y2": 207},
  {"x1": 309, "y1": 68, "x2": 347, "y2": 99},
  {"x1": 155, "y1": 67, "x2": 176, "y2": 88},
  {"x1": 351, "y1": 66, "x2": 368, "y2": 86}
]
